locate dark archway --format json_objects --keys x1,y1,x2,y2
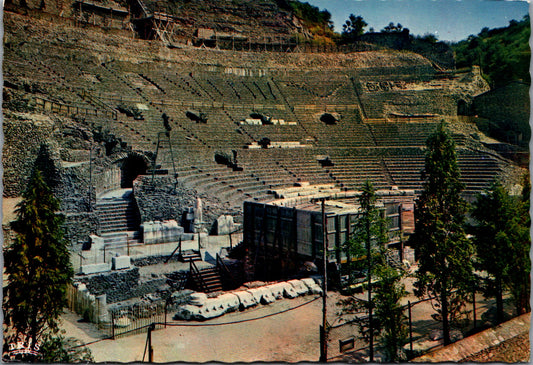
[
  {"x1": 121, "y1": 154, "x2": 148, "y2": 188},
  {"x1": 457, "y1": 100, "x2": 470, "y2": 116},
  {"x1": 320, "y1": 113, "x2": 338, "y2": 125}
]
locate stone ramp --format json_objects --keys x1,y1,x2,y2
[{"x1": 412, "y1": 313, "x2": 530, "y2": 362}]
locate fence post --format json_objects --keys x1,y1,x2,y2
[
  {"x1": 164, "y1": 302, "x2": 168, "y2": 329},
  {"x1": 408, "y1": 300, "x2": 413, "y2": 356},
  {"x1": 111, "y1": 311, "x2": 115, "y2": 340}
]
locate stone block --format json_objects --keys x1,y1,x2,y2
[
  {"x1": 112, "y1": 255, "x2": 131, "y2": 270},
  {"x1": 216, "y1": 215, "x2": 236, "y2": 235},
  {"x1": 81, "y1": 262, "x2": 112, "y2": 275},
  {"x1": 95, "y1": 294, "x2": 109, "y2": 322},
  {"x1": 182, "y1": 233, "x2": 194, "y2": 241},
  {"x1": 143, "y1": 220, "x2": 184, "y2": 244}
]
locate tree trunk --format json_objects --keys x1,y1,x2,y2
[
  {"x1": 441, "y1": 286, "x2": 450, "y2": 345},
  {"x1": 516, "y1": 290, "x2": 530, "y2": 315},
  {"x1": 496, "y1": 275, "x2": 504, "y2": 324}
]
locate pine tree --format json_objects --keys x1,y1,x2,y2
[
  {"x1": 338, "y1": 181, "x2": 407, "y2": 361},
  {"x1": 341, "y1": 14, "x2": 367, "y2": 43},
  {"x1": 505, "y1": 173, "x2": 531, "y2": 315},
  {"x1": 472, "y1": 177, "x2": 530, "y2": 320},
  {"x1": 3, "y1": 169, "x2": 73, "y2": 350},
  {"x1": 411, "y1": 123, "x2": 474, "y2": 345},
  {"x1": 471, "y1": 182, "x2": 518, "y2": 323}
]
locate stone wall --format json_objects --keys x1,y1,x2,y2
[
  {"x1": 63, "y1": 212, "x2": 99, "y2": 246},
  {"x1": 413, "y1": 313, "x2": 530, "y2": 363},
  {"x1": 57, "y1": 164, "x2": 92, "y2": 213},
  {"x1": 133, "y1": 175, "x2": 233, "y2": 229},
  {"x1": 75, "y1": 267, "x2": 167, "y2": 303},
  {"x1": 74, "y1": 264, "x2": 191, "y2": 303},
  {"x1": 3, "y1": 115, "x2": 55, "y2": 197},
  {"x1": 131, "y1": 254, "x2": 182, "y2": 267},
  {"x1": 361, "y1": 89, "x2": 457, "y2": 118}
]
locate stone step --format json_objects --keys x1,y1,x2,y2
[{"x1": 179, "y1": 250, "x2": 202, "y2": 262}]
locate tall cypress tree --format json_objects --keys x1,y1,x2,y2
[
  {"x1": 4, "y1": 169, "x2": 73, "y2": 350},
  {"x1": 411, "y1": 123, "x2": 474, "y2": 345},
  {"x1": 338, "y1": 181, "x2": 407, "y2": 361},
  {"x1": 471, "y1": 182, "x2": 516, "y2": 323}
]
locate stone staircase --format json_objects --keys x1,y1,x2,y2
[
  {"x1": 190, "y1": 263, "x2": 223, "y2": 293},
  {"x1": 95, "y1": 189, "x2": 142, "y2": 246},
  {"x1": 179, "y1": 249, "x2": 202, "y2": 262}
]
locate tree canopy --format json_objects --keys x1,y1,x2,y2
[
  {"x1": 341, "y1": 14, "x2": 367, "y2": 42},
  {"x1": 471, "y1": 181, "x2": 531, "y2": 323},
  {"x1": 411, "y1": 123, "x2": 474, "y2": 345},
  {"x1": 382, "y1": 22, "x2": 404, "y2": 33},
  {"x1": 338, "y1": 181, "x2": 407, "y2": 361},
  {"x1": 3, "y1": 168, "x2": 74, "y2": 351},
  {"x1": 452, "y1": 15, "x2": 530, "y2": 87}
]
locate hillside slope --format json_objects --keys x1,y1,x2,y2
[{"x1": 453, "y1": 15, "x2": 530, "y2": 88}]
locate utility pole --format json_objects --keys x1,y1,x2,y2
[
  {"x1": 367, "y1": 211, "x2": 374, "y2": 362},
  {"x1": 148, "y1": 323, "x2": 154, "y2": 362},
  {"x1": 319, "y1": 198, "x2": 328, "y2": 362}
]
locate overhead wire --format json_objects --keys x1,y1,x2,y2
[{"x1": 71, "y1": 295, "x2": 321, "y2": 349}]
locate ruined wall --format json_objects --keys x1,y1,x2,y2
[
  {"x1": 133, "y1": 175, "x2": 236, "y2": 228},
  {"x1": 361, "y1": 89, "x2": 457, "y2": 118},
  {"x1": 413, "y1": 313, "x2": 530, "y2": 363},
  {"x1": 3, "y1": 115, "x2": 56, "y2": 197},
  {"x1": 74, "y1": 267, "x2": 167, "y2": 303},
  {"x1": 63, "y1": 212, "x2": 99, "y2": 246}
]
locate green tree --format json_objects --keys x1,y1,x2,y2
[
  {"x1": 382, "y1": 22, "x2": 403, "y2": 33},
  {"x1": 3, "y1": 169, "x2": 74, "y2": 351},
  {"x1": 373, "y1": 258, "x2": 408, "y2": 361},
  {"x1": 411, "y1": 123, "x2": 474, "y2": 345},
  {"x1": 452, "y1": 15, "x2": 530, "y2": 87},
  {"x1": 471, "y1": 182, "x2": 525, "y2": 323},
  {"x1": 508, "y1": 173, "x2": 531, "y2": 315},
  {"x1": 341, "y1": 14, "x2": 367, "y2": 42},
  {"x1": 338, "y1": 181, "x2": 407, "y2": 361}
]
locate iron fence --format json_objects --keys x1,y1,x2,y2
[
  {"x1": 67, "y1": 284, "x2": 167, "y2": 339},
  {"x1": 326, "y1": 289, "x2": 497, "y2": 361},
  {"x1": 107, "y1": 302, "x2": 167, "y2": 339}
]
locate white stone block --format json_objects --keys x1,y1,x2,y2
[
  {"x1": 143, "y1": 220, "x2": 183, "y2": 244},
  {"x1": 112, "y1": 255, "x2": 131, "y2": 270},
  {"x1": 80, "y1": 263, "x2": 112, "y2": 275}
]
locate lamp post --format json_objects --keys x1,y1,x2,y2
[{"x1": 319, "y1": 198, "x2": 328, "y2": 362}]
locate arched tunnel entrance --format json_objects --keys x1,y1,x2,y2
[
  {"x1": 121, "y1": 154, "x2": 149, "y2": 188},
  {"x1": 320, "y1": 113, "x2": 338, "y2": 125},
  {"x1": 457, "y1": 99, "x2": 470, "y2": 116}
]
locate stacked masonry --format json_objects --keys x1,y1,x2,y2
[{"x1": 3, "y1": 14, "x2": 521, "y2": 214}]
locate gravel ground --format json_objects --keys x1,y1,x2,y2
[
  {"x1": 59, "y1": 273, "x2": 511, "y2": 362},
  {"x1": 62, "y1": 293, "x2": 329, "y2": 362}
]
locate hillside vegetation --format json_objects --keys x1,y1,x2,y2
[
  {"x1": 275, "y1": 0, "x2": 338, "y2": 44},
  {"x1": 453, "y1": 15, "x2": 530, "y2": 88}
]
